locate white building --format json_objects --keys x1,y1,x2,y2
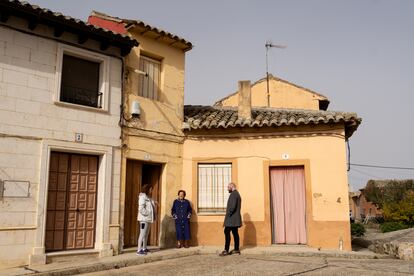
[{"x1": 0, "y1": 1, "x2": 137, "y2": 268}]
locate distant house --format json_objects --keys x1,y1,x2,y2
[
  {"x1": 358, "y1": 188, "x2": 382, "y2": 219},
  {"x1": 0, "y1": 1, "x2": 136, "y2": 268},
  {"x1": 182, "y1": 77, "x2": 361, "y2": 251}
]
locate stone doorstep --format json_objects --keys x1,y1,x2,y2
[{"x1": 2, "y1": 247, "x2": 389, "y2": 276}]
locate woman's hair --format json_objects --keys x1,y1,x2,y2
[
  {"x1": 177, "y1": 190, "x2": 186, "y2": 196},
  {"x1": 141, "y1": 184, "x2": 152, "y2": 194}
]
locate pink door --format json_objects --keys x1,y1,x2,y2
[{"x1": 270, "y1": 166, "x2": 307, "y2": 244}]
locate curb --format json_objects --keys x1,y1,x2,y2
[
  {"x1": 27, "y1": 248, "x2": 389, "y2": 276},
  {"x1": 34, "y1": 250, "x2": 200, "y2": 276}
]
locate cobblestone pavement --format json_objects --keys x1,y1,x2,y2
[{"x1": 84, "y1": 254, "x2": 414, "y2": 276}]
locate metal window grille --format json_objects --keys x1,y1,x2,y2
[
  {"x1": 138, "y1": 55, "x2": 161, "y2": 100},
  {"x1": 198, "y1": 164, "x2": 232, "y2": 213}
]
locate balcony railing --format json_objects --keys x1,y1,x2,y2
[{"x1": 60, "y1": 85, "x2": 102, "y2": 108}]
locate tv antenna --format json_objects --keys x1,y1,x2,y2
[{"x1": 265, "y1": 41, "x2": 286, "y2": 107}]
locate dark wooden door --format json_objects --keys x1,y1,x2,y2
[
  {"x1": 124, "y1": 160, "x2": 142, "y2": 247},
  {"x1": 124, "y1": 162, "x2": 161, "y2": 248},
  {"x1": 45, "y1": 152, "x2": 98, "y2": 252},
  {"x1": 148, "y1": 165, "x2": 161, "y2": 246}
]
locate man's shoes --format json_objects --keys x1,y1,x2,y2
[
  {"x1": 144, "y1": 248, "x2": 150, "y2": 253},
  {"x1": 184, "y1": 240, "x2": 189, "y2": 248},
  {"x1": 176, "y1": 241, "x2": 182, "y2": 248},
  {"x1": 229, "y1": 249, "x2": 241, "y2": 255},
  {"x1": 136, "y1": 249, "x2": 147, "y2": 256},
  {"x1": 219, "y1": 250, "x2": 229, "y2": 256}
]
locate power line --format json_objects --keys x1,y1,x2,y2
[{"x1": 349, "y1": 163, "x2": 414, "y2": 170}]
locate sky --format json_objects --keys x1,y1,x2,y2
[{"x1": 29, "y1": 0, "x2": 414, "y2": 191}]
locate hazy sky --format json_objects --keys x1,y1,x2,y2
[{"x1": 29, "y1": 0, "x2": 414, "y2": 190}]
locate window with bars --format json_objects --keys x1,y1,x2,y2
[
  {"x1": 197, "y1": 164, "x2": 232, "y2": 213},
  {"x1": 138, "y1": 55, "x2": 161, "y2": 100}
]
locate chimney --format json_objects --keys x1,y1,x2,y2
[{"x1": 238, "y1": 80, "x2": 252, "y2": 121}]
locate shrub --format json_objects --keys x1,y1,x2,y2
[
  {"x1": 351, "y1": 223, "x2": 366, "y2": 237},
  {"x1": 380, "y1": 222, "x2": 409, "y2": 233},
  {"x1": 382, "y1": 192, "x2": 414, "y2": 226}
]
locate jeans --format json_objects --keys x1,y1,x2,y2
[
  {"x1": 137, "y1": 222, "x2": 150, "y2": 251},
  {"x1": 224, "y1": 226, "x2": 239, "y2": 251}
]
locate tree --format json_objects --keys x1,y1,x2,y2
[
  {"x1": 382, "y1": 191, "x2": 414, "y2": 226},
  {"x1": 364, "y1": 179, "x2": 414, "y2": 209}
]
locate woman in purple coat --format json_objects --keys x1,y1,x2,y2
[{"x1": 171, "y1": 190, "x2": 192, "y2": 248}]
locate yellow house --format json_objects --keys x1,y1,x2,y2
[
  {"x1": 88, "y1": 11, "x2": 192, "y2": 251},
  {"x1": 182, "y1": 78, "x2": 361, "y2": 251}
]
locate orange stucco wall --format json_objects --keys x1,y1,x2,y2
[{"x1": 182, "y1": 126, "x2": 352, "y2": 251}]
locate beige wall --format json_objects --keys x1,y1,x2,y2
[
  {"x1": 182, "y1": 126, "x2": 352, "y2": 251},
  {"x1": 120, "y1": 28, "x2": 187, "y2": 249},
  {"x1": 218, "y1": 78, "x2": 326, "y2": 110},
  {"x1": 125, "y1": 31, "x2": 186, "y2": 134},
  {"x1": 0, "y1": 21, "x2": 123, "y2": 268}
]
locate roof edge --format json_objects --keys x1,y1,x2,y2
[
  {"x1": 213, "y1": 74, "x2": 330, "y2": 107},
  {"x1": 90, "y1": 10, "x2": 193, "y2": 52}
]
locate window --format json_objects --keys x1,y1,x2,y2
[
  {"x1": 198, "y1": 164, "x2": 232, "y2": 213},
  {"x1": 60, "y1": 55, "x2": 101, "y2": 108},
  {"x1": 56, "y1": 44, "x2": 109, "y2": 110},
  {"x1": 138, "y1": 55, "x2": 161, "y2": 100}
]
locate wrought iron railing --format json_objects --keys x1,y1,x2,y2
[{"x1": 60, "y1": 85, "x2": 102, "y2": 108}]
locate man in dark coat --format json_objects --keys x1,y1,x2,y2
[{"x1": 220, "y1": 182, "x2": 242, "y2": 256}]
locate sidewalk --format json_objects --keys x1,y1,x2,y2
[{"x1": 0, "y1": 246, "x2": 389, "y2": 276}]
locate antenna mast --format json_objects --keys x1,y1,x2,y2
[{"x1": 265, "y1": 41, "x2": 286, "y2": 107}]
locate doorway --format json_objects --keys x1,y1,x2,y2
[
  {"x1": 124, "y1": 160, "x2": 161, "y2": 248},
  {"x1": 269, "y1": 166, "x2": 307, "y2": 244},
  {"x1": 45, "y1": 152, "x2": 99, "y2": 252}
]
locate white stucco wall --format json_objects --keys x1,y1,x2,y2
[{"x1": 0, "y1": 20, "x2": 123, "y2": 268}]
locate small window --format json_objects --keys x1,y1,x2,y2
[
  {"x1": 138, "y1": 55, "x2": 161, "y2": 100},
  {"x1": 60, "y1": 55, "x2": 102, "y2": 108},
  {"x1": 198, "y1": 164, "x2": 232, "y2": 213}
]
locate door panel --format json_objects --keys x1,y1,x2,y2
[
  {"x1": 148, "y1": 165, "x2": 161, "y2": 246},
  {"x1": 124, "y1": 160, "x2": 142, "y2": 247},
  {"x1": 270, "y1": 166, "x2": 307, "y2": 244},
  {"x1": 46, "y1": 152, "x2": 98, "y2": 252},
  {"x1": 124, "y1": 161, "x2": 161, "y2": 248}
]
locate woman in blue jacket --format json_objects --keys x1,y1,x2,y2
[{"x1": 171, "y1": 190, "x2": 192, "y2": 248}]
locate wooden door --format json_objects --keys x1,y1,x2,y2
[
  {"x1": 269, "y1": 166, "x2": 307, "y2": 244},
  {"x1": 124, "y1": 160, "x2": 142, "y2": 247},
  {"x1": 147, "y1": 165, "x2": 161, "y2": 246},
  {"x1": 45, "y1": 152, "x2": 98, "y2": 252},
  {"x1": 124, "y1": 162, "x2": 161, "y2": 248}
]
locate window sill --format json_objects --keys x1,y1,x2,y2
[
  {"x1": 197, "y1": 212, "x2": 226, "y2": 216},
  {"x1": 54, "y1": 101, "x2": 110, "y2": 114}
]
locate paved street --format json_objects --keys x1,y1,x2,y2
[{"x1": 84, "y1": 254, "x2": 414, "y2": 276}]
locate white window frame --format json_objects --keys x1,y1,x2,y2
[
  {"x1": 55, "y1": 44, "x2": 110, "y2": 111},
  {"x1": 197, "y1": 163, "x2": 232, "y2": 214}
]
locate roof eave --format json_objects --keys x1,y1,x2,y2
[{"x1": 0, "y1": 1, "x2": 138, "y2": 55}]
